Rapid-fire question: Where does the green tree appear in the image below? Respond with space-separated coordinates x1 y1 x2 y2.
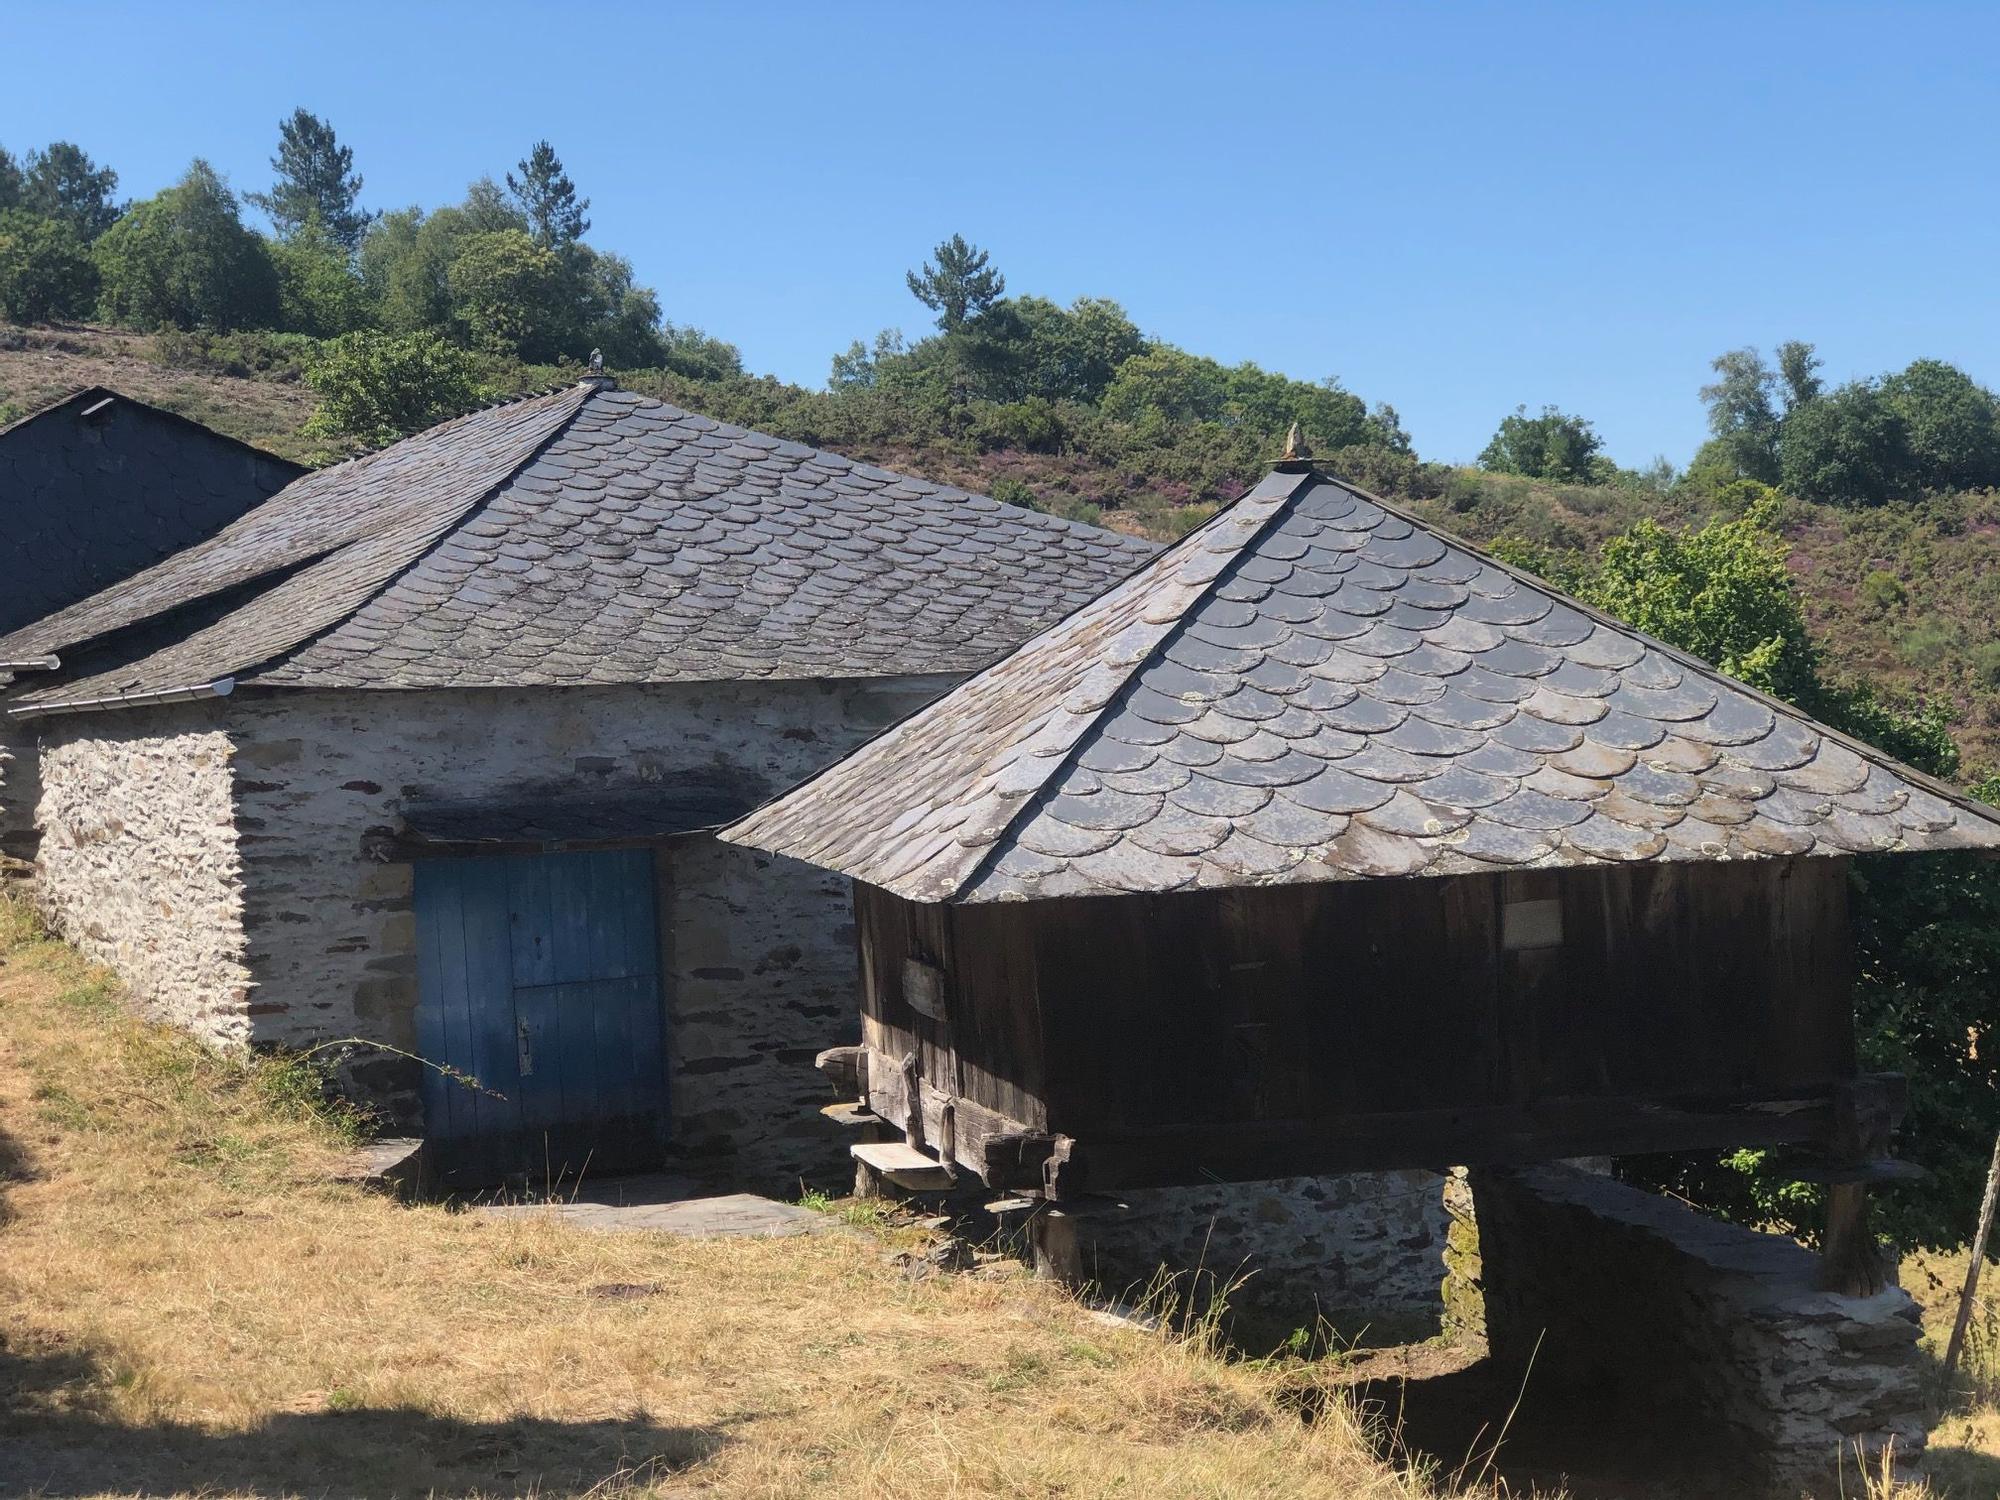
655 322 744 382
0 147 21 210
906 234 1004 333
300 330 484 448
1878 358 2000 492
93 160 278 331
0 209 99 322
1100 345 1229 426
1586 494 1818 701
271 213 369 335
1698 347 1782 484
830 329 905 390
1776 339 1823 409
248 109 372 251
357 183 526 336
1778 380 1908 506
445 228 565 357
1478 404 1603 481
506 141 589 249
22 142 119 240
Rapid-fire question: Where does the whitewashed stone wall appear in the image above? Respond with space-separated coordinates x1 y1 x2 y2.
34 702 251 1043
222 679 954 1188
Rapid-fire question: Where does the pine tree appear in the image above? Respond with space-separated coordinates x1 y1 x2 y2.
0 147 22 211
506 141 589 249
905 234 1005 333
22 142 119 240
248 110 372 251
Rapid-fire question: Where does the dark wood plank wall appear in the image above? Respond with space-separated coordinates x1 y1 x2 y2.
856 857 1855 1151
848 852 1856 1160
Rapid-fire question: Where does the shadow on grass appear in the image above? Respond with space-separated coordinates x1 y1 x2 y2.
1343 1356 1737 1500
0 1330 724 1498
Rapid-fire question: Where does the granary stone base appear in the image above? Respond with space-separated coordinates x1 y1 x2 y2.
1060 1170 1453 1339
32 678 956 1193
1471 1162 1926 1496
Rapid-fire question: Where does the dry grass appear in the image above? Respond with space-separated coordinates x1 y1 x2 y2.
0 895 1475 1499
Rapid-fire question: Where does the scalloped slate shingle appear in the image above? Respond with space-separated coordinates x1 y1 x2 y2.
0 387 302 639
1 384 1156 711
721 469 2000 900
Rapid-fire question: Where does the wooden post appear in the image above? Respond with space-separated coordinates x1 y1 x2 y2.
1944 1130 2000 1376
1029 1208 1084 1287
1818 1077 1896 1296
854 1155 888 1201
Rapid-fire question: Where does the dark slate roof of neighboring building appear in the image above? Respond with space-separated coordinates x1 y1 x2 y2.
722 467 2000 901
0 386 302 639
1 382 1157 713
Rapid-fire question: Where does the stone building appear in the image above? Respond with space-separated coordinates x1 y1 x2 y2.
0 379 1153 1187
0 387 301 865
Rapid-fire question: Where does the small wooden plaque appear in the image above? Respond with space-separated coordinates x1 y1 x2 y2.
903 958 947 1019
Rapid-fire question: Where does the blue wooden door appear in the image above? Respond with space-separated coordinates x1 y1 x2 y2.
415 848 666 1182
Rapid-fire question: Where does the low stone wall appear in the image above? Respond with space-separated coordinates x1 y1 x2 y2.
1067 1170 1452 1340
34 703 251 1045
1472 1163 1926 1495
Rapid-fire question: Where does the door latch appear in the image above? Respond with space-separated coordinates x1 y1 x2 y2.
516 1018 535 1076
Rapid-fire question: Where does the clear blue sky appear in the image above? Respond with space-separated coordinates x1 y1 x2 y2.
6 1 1997 468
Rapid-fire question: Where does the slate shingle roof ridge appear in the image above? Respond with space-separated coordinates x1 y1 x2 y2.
242 385 1159 691
721 466 2000 901
4 385 594 705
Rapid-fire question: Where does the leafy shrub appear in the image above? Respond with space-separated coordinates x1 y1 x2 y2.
1860 569 1907 612
973 396 1066 453
1972 639 2000 691
0 209 97 322
152 327 320 381
301 330 484 449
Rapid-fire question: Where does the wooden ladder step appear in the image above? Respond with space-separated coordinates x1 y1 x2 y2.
851 1140 955 1190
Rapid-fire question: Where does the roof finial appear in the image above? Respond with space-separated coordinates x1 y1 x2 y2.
589 348 604 374
579 348 617 391
1275 421 1314 471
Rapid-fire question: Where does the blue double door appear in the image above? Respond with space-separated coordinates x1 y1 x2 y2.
415 847 668 1183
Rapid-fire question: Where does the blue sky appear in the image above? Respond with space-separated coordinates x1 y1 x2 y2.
5 1 1997 468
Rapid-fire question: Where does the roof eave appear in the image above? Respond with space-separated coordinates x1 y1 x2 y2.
9 676 236 722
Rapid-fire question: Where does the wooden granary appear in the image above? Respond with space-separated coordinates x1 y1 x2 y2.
723 465 2000 1269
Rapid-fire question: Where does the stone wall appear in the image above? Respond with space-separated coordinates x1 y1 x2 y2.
1472 1163 1926 1495
0 708 34 867
34 702 251 1044
222 679 954 1189
1067 1170 1452 1339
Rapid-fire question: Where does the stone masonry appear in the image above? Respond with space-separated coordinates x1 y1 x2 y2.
33 677 953 1190
1471 1163 1926 1496
1073 1169 1453 1338
36 703 250 1040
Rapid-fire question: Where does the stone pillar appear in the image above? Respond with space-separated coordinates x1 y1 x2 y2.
1472 1163 1925 1496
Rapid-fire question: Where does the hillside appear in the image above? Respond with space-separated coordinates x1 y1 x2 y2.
7 324 1998 769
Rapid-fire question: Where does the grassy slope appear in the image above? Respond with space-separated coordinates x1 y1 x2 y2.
0 899 1465 1500
5 326 1996 769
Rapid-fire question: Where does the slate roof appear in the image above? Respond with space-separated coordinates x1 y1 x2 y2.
722 468 2000 901
0 383 1156 713
0 386 302 639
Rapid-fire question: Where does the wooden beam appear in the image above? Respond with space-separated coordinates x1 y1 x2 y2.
814 1045 866 1100
1040 1083 1890 1199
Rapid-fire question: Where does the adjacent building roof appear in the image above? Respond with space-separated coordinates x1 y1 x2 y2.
0 386 302 638
0 382 1156 714
722 467 2000 901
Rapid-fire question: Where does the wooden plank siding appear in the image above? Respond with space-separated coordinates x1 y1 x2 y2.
849 856 1857 1193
